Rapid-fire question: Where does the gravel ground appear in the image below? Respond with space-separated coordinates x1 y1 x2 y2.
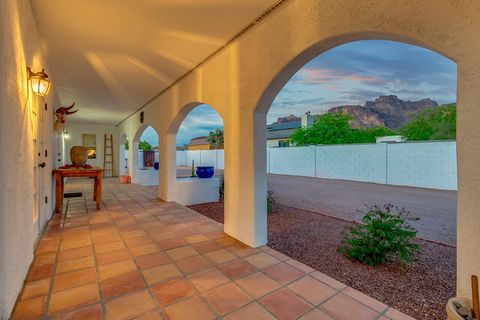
188 201 456 320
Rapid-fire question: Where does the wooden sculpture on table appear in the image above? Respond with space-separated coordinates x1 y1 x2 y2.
54 102 78 133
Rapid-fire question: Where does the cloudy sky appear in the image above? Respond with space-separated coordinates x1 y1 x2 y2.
140 40 457 146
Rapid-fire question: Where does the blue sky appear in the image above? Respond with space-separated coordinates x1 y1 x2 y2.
140 40 457 147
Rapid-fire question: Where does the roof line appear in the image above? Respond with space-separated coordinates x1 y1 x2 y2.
115 0 289 127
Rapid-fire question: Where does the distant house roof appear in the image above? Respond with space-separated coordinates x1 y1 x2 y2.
266 115 302 140
266 128 298 140
266 119 301 131
188 136 209 146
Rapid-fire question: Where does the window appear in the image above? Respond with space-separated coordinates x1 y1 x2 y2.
279 140 290 147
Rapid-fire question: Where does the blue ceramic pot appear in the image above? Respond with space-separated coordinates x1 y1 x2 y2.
154 162 159 170
196 166 214 178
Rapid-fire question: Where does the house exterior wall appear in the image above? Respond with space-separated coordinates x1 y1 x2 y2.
0 1 59 317
267 138 291 148
63 123 118 175
115 0 480 296
186 144 210 151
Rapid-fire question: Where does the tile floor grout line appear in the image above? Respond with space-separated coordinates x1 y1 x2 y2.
42 199 67 319
87 207 108 320
113 197 167 318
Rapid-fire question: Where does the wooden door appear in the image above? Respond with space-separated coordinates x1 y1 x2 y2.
32 100 48 238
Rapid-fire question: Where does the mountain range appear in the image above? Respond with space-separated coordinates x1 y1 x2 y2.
327 95 438 129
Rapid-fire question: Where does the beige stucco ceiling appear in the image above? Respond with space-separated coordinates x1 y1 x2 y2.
30 0 279 125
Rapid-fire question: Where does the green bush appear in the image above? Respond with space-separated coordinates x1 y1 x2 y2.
267 192 274 214
339 205 420 266
219 175 224 200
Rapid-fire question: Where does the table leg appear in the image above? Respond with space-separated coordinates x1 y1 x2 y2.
93 178 97 201
95 173 102 209
55 174 62 213
60 177 64 211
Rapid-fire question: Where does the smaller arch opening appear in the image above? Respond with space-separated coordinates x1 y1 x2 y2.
173 103 225 207
132 125 159 186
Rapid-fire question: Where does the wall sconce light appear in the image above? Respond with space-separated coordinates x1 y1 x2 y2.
63 130 70 139
27 67 51 96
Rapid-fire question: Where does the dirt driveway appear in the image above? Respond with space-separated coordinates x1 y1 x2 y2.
268 174 456 246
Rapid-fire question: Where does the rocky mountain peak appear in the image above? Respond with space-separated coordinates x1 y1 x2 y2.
328 96 438 129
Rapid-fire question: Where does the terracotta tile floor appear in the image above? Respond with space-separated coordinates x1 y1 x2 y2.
11 178 415 320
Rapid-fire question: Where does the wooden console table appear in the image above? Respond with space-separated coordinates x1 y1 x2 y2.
53 167 103 213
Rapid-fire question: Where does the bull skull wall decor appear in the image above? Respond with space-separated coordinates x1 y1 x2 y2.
54 102 78 133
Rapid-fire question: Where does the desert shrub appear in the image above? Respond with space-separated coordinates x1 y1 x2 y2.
219 175 225 200
339 205 420 266
267 192 274 214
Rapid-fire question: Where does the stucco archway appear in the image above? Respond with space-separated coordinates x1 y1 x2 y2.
158 101 225 204
132 124 160 186
248 32 468 293
115 0 480 296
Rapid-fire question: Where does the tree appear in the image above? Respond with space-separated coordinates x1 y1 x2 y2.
124 141 129 150
400 104 456 141
138 140 152 151
290 113 396 146
207 128 224 149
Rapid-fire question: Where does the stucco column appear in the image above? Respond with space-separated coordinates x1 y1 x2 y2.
223 112 268 247
456 63 480 297
131 141 139 184
158 131 176 202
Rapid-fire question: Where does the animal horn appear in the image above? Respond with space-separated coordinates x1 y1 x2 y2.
65 102 75 110
66 109 78 115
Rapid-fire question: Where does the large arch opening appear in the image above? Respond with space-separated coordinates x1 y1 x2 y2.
132 125 159 186
259 39 456 318
188 38 457 318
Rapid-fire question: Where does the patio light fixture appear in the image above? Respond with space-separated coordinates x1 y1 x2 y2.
27 67 51 96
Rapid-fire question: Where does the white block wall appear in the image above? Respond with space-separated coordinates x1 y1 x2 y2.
216 150 225 169
176 151 188 166
386 141 457 190
269 146 316 177
176 150 224 169
316 144 387 184
174 141 457 190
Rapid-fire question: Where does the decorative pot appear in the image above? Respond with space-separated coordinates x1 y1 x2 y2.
70 146 89 166
196 166 214 178
446 297 472 320
119 175 131 184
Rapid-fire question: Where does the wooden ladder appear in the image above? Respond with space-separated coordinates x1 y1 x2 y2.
103 134 115 177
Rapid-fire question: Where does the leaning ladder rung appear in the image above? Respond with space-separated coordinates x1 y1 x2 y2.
103 133 115 177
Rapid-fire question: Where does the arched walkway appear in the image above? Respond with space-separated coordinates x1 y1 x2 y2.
115 0 480 296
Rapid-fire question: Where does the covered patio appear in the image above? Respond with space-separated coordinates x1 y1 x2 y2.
12 179 411 319
2 0 480 319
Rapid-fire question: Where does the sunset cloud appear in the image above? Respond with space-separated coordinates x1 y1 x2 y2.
293 67 386 85
164 40 457 146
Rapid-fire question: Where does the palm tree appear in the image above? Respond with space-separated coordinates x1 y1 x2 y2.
207 129 224 149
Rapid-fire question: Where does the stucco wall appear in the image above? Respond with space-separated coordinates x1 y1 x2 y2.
0 0 57 318
64 123 118 175
116 0 480 295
